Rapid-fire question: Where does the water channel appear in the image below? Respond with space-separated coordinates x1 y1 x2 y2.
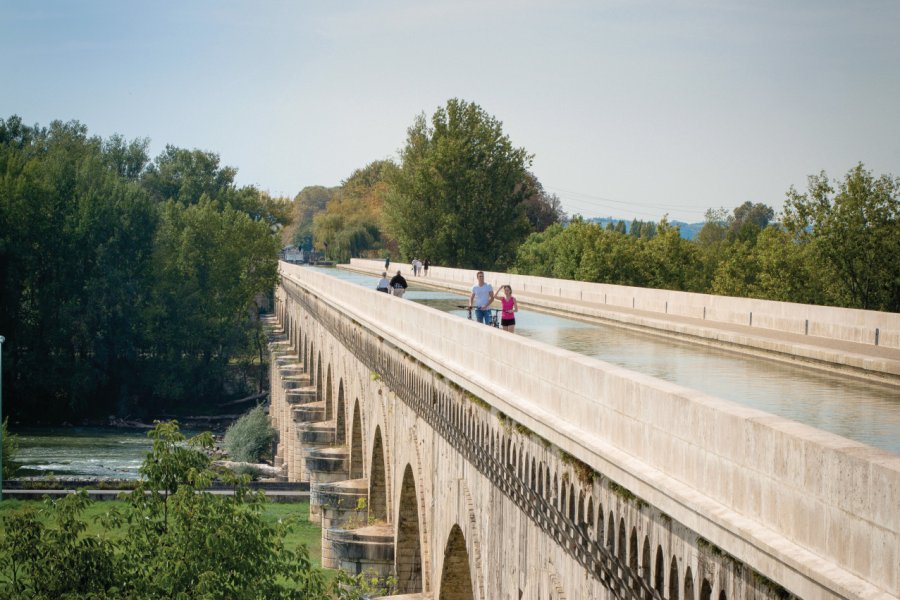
321 267 900 455
10 267 898 480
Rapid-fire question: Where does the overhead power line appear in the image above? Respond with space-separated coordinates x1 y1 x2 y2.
546 185 708 221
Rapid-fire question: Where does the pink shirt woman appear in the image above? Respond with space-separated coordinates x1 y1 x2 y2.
497 285 518 333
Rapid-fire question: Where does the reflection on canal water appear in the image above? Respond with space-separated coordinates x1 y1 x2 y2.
318 267 900 455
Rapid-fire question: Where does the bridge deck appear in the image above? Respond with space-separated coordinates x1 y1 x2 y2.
344 260 900 383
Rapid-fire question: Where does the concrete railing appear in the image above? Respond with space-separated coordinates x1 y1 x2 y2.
356 258 900 350
285 262 899 599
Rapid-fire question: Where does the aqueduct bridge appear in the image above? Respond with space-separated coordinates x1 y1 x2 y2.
269 261 899 600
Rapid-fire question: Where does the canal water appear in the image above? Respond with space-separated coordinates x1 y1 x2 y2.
11 267 897 480
320 267 900 455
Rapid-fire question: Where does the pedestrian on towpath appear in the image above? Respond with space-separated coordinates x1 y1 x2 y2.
376 272 390 293
390 270 408 298
467 271 495 325
496 285 518 333
423 258 430 277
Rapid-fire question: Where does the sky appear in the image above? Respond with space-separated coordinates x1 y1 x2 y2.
2 1 898 223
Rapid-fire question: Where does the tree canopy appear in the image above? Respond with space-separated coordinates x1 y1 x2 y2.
385 99 535 270
0 116 285 422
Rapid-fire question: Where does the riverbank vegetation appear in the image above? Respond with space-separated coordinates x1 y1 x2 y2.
288 100 896 312
0 422 328 598
0 116 289 423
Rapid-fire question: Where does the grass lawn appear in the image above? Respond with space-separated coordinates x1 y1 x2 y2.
0 497 324 569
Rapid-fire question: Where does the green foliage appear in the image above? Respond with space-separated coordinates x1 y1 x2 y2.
0 421 330 599
513 163 897 312
386 98 534 269
333 569 397 599
1 418 16 480
0 115 284 421
223 404 276 463
783 163 899 311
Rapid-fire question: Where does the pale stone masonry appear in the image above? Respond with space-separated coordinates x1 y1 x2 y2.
269 262 898 599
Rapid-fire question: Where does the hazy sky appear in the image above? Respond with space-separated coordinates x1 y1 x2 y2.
2 1 898 222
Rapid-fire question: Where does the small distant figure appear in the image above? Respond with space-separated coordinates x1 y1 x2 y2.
376 272 390 293
384 255 391 271
467 271 495 325
412 258 419 277
423 258 430 277
497 285 518 333
390 270 408 298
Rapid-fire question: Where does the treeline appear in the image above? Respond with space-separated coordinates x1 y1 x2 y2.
513 166 898 312
282 99 565 269
286 99 896 313
0 116 291 423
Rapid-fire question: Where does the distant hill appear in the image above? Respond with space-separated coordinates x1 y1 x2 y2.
586 217 703 240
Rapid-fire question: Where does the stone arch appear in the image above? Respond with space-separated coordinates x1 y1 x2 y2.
336 380 346 445
669 556 680 600
654 545 664 593
606 513 615 551
568 483 576 521
585 496 594 534
350 399 364 479
700 579 712 600
438 524 475 600
369 426 388 522
325 365 333 421
618 517 626 561
718 590 727 600
315 351 323 400
396 464 423 593
629 526 639 591
642 535 651 588
684 566 695 600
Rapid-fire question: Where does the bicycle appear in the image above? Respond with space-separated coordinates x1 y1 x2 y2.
458 306 500 328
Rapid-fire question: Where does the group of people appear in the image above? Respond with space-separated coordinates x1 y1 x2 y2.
411 258 429 277
468 271 518 332
376 265 519 333
376 270 408 297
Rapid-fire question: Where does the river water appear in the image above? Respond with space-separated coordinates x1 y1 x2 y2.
10 426 200 481
321 267 900 455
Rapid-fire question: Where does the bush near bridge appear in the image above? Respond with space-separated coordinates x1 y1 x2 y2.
0 421 330 599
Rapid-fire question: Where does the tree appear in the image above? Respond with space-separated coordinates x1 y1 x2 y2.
783 163 899 311
142 145 237 205
386 99 533 269
146 199 279 408
0 422 330 598
289 186 336 250
520 172 565 232
312 161 396 262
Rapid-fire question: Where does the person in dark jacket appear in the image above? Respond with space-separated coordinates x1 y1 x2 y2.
389 270 408 298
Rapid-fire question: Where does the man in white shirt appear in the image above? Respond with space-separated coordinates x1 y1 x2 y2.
467 271 495 325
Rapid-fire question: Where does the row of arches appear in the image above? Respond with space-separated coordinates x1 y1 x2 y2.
276 283 743 600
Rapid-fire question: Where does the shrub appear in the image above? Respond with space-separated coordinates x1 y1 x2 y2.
223 404 275 463
0 421 330 598
1 418 16 480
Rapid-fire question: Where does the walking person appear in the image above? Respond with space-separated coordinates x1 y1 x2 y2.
467 271 495 325
390 270 408 298
376 272 390 293
496 285 518 332
384 255 391 271
423 258 430 277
